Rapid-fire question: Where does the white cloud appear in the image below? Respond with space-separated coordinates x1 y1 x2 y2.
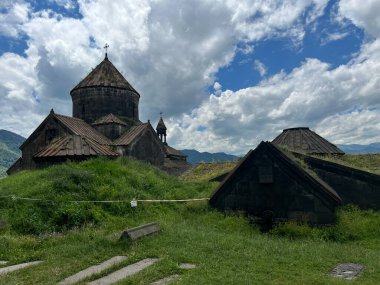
339 0 380 37
320 31 349 45
253 59 267 76
169 39 380 154
50 0 76 10
0 1 29 38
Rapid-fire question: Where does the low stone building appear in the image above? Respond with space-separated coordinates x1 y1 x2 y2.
8 53 189 175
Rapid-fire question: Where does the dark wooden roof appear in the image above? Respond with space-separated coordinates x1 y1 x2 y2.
165 145 186 157
33 135 119 158
210 141 342 206
92 113 127 126
70 56 139 95
54 114 112 145
272 127 344 155
113 123 149 146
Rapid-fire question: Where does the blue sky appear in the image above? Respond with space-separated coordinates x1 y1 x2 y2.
1 0 380 154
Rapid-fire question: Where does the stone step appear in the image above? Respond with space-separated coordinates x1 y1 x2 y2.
0 261 42 276
150 274 180 285
87 258 159 285
58 256 127 285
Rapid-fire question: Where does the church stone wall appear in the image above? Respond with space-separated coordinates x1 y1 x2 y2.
71 87 139 124
21 118 68 170
93 123 127 140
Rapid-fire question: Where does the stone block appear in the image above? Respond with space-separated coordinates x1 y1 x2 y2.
120 223 160 241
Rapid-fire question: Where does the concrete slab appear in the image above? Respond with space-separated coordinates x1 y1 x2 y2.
120 223 160 241
0 261 42 276
58 256 127 285
150 274 180 285
178 263 196 270
87 258 159 285
329 263 364 280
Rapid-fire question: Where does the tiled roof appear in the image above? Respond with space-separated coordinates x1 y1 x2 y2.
54 114 112 145
272 127 344 155
33 135 118 158
113 123 149 146
70 56 139 94
92 113 127 125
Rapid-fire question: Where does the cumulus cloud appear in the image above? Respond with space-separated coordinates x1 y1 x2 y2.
169 39 380 154
339 0 380 37
0 1 29 38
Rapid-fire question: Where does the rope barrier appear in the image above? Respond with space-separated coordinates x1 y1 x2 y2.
0 195 209 207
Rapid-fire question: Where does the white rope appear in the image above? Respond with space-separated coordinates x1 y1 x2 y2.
0 195 209 204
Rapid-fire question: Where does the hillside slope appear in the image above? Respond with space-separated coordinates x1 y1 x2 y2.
180 149 239 164
0 158 379 284
0 130 25 175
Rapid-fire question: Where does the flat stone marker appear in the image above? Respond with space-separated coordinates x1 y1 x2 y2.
120 223 160 241
329 263 364 280
0 261 8 265
87 258 159 285
178 263 196 270
58 256 127 285
150 274 180 285
0 261 42 276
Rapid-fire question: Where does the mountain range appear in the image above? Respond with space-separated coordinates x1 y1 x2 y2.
0 130 25 177
0 129 379 176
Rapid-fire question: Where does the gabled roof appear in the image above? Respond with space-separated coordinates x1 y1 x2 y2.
92 113 127 126
210 141 342 206
272 127 344 155
113 123 150 146
33 135 119 158
20 111 112 150
165 145 186 157
70 56 139 95
54 114 111 145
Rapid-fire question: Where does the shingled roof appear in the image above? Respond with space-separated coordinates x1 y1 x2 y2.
272 127 344 155
54 114 112 145
156 117 167 130
92 113 127 126
113 123 150 146
70 56 139 94
33 135 118 158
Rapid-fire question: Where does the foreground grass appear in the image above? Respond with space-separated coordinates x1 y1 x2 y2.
0 158 379 284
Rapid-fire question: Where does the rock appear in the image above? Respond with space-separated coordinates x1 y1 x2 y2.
329 263 364 280
120 223 160 241
178 263 196 270
150 274 180 285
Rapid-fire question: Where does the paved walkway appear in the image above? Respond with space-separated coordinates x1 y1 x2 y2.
87 258 159 285
58 256 127 285
0 261 42 276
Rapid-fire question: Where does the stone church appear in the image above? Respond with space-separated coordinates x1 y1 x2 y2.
8 52 189 175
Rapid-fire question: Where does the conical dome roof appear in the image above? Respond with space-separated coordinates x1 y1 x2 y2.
272 127 345 155
156 116 167 130
70 55 139 95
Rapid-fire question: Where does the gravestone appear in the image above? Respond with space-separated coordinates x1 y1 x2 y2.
120 223 160 241
178 263 196 270
150 274 180 285
329 263 364 280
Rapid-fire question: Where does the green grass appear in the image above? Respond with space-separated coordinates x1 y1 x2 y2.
181 162 236 182
0 158 379 284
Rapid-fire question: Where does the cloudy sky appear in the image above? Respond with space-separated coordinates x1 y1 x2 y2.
1 0 380 155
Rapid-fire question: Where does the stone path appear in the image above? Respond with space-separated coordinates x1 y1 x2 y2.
87 258 159 285
178 263 196 270
58 256 127 285
0 261 42 276
329 263 364 280
150 274 180 285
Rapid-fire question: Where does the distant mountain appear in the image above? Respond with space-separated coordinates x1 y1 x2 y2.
0 130 25 175
180 149 239 164
338 143 380 154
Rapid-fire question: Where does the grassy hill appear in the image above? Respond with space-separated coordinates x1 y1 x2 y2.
0 130 25 177
0 158 379 284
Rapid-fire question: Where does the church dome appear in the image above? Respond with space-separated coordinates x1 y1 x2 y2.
70 54 140 124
